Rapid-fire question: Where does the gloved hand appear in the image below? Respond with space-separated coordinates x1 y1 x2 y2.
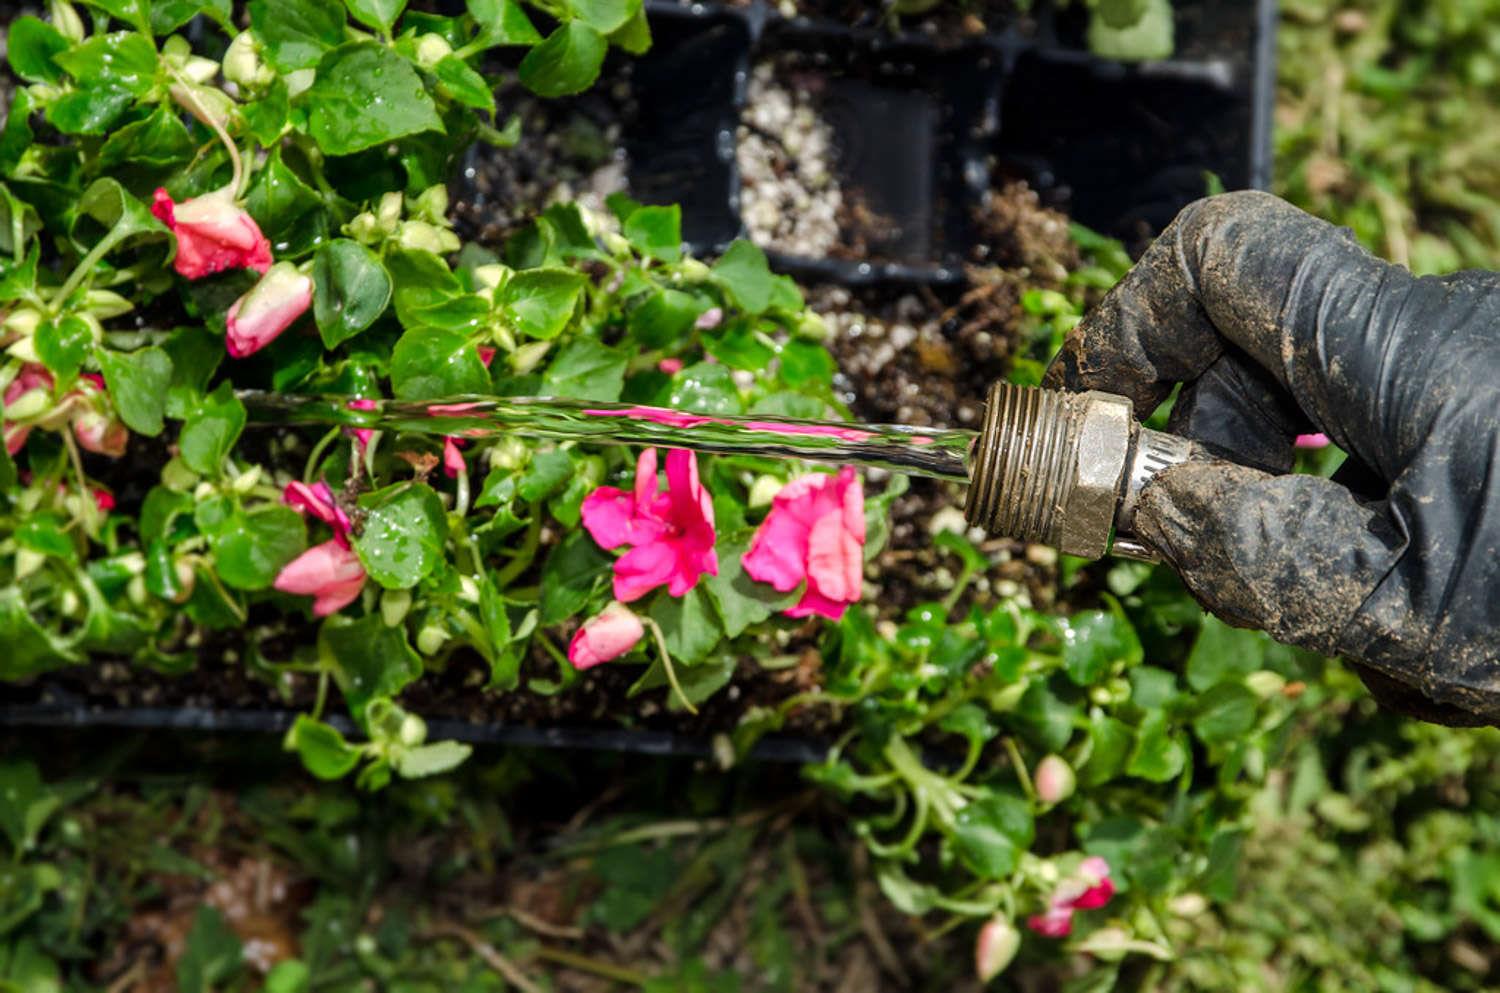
1044 190 1500 726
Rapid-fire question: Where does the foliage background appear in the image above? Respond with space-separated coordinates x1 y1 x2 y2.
7 0 1500 990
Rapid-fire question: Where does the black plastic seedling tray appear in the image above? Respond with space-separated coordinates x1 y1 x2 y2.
546 0 1274 282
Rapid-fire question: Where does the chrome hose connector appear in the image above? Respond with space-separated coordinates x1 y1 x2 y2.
963 383 1194 561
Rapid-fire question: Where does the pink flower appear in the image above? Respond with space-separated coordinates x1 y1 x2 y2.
443 436 466 478
1295 433 1330 449
93 489 115 512
581 448 718 602
347 398 377 454
567 602 645 670
742 467 865 621
1026 856 1115 939
658 357 684 374
277 480 366 616
283 481 352 542
478 345 497 368
3 364 53 455
226 262 313 358
274 540 367 616
694 307 723 330
151 188 272 280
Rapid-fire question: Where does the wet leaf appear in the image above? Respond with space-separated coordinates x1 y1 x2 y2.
354 482 448 589
519 21 607 98
312 239 392 347
307 43 445 156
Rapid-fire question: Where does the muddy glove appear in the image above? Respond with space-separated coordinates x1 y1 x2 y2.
1044 190 1500 726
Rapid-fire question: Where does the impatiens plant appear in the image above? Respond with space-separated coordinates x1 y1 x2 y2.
0 1 1344 986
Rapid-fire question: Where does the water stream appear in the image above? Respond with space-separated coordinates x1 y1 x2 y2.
238 392 975 482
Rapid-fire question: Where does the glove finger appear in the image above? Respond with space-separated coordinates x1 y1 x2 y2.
1135 460 1404 659
1166 350 1311 475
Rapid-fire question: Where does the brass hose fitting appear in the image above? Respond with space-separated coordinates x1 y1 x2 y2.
963 383 1195 561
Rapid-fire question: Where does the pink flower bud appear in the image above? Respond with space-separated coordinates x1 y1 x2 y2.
226 262 313 358
694 307 723 330
975 917 1020 982
151 188 272 280
567 602 645 670
443 436 466 478
1027 906 1073 938
1295 433 1330 449
657 357 684 374
1034 754 1076 805
72 409 128 457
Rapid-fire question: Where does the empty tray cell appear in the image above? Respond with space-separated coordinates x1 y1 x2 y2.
628 4 755 253
737 25 1001 280
993 48 1251 248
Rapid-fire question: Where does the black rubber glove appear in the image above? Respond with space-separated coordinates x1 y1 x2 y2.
1043 190 1500 726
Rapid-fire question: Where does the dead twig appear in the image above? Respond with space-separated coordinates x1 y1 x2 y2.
427 921 546 993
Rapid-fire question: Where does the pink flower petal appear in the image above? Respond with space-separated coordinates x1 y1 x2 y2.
283 481 351 539
1027 907 1073 938
742 508 812 592
226 262 312 358
567 602 644 670
274 540 367 616
806 512 862 604
657 357 683 374
152 188 273 280
582 487 641 550
1295 433 1330 449
785 587 850 621
613 540 681 603
633 447 659 510
443 436 466 478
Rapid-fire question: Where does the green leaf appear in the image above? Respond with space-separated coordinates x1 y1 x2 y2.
1061 610 1142 686
354 483 448 589
96 346 173 436
704 539 797 638
150 0 234 34
286 715 362 780
45 86 133 135
518 449 573 502
1080 714 1133 788
668 361 741 415
264 961 311 993
518 21 607 98
542 338 627 401
7 16 69 84
951 791 1034 880
306 43 445 156
0 198 40 275
312 239 392 347
434 54 495 111
0 760 59 855
467 0 542 47
394 740 472 778
0 589 80 679
778 339 834 388
608 6 651 54
1126 711 1187 783
243 80 291 146
1185 614 1265 692
622 204 680 262
250 0 345 71
96 106 195 174
53 32 157 96
391 328 491 399
1191 683 1260 745
320 614 422 716
345 0 407 32
540 531 610 624
648 586 721 664
501 268 586 340
179 383 246 477
35 316 93 386
79 0 151 32
627 288 703 349
1088 0 1173 61
568 0 639 33
711 240 776 314
177 907 243 993
703 321 774 371
204 505 306 591
73 177 172 264
243 148 326 259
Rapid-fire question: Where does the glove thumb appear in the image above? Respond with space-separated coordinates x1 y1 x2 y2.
1134 460 1404 657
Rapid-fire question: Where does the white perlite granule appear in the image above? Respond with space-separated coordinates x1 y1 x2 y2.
736 62 843 258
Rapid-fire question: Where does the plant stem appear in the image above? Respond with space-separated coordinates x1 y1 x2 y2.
302 426 341 485
493 508 542 587
644 616 697 715
1003 737 1036 802
534 946 648 987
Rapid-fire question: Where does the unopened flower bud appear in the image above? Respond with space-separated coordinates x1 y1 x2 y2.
1034 754 1076 805
5 335 40 363
223 31 273 89
795 311 830 341
127 573 148 607
193 481 216 501
397 219 460 255
412 185 449 223
511 340 551 375
59 588 81 616
380 589 411 627
172 559 197 603
15 547 45 580
414 33 453 69
230 465 263 493
471 263 510 296
416 624 449 655
181 55 220 85
975 917 1020 983
169 81 234 130
398 712 427 747
489 436 528 471
226 262 313 359
4 386 49 422
748 474 784 508
602 231 631 258
458 575 480 604
4 308 43 338
284 68 316 98
48 0 84 42
346 211 382 246
83 289 133 319
72 409 128 457
676 258 711 284
1245 669 1286 699
377 191 403 231
986 680 1029 713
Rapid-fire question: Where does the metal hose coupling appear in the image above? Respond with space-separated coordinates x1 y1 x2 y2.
963 383 1195 561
